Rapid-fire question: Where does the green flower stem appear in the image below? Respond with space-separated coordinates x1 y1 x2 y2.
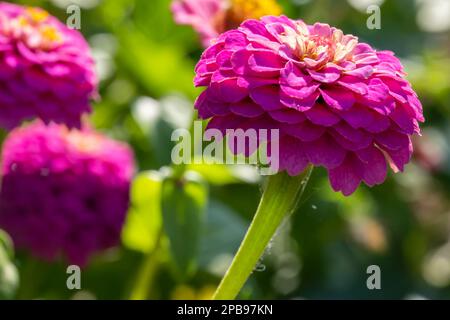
129 230 164 300
213 166 313 300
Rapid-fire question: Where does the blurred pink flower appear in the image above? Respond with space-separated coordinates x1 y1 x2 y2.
172 0 226 47
0 122 134 266
0 3 97 130
194 16 424 196
171 0 282 47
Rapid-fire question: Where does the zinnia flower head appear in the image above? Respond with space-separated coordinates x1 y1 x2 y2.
0 122 134 266
0 3 97 130
171 0 282 47
194 16 424 196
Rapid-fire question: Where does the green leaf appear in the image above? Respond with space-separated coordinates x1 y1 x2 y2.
199 200 247 269
132 95 193 167
162 171 208 279
122 171 163 253
0 230 19 299
116 26 199 99
188 161 261 186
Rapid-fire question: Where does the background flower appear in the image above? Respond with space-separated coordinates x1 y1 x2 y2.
0 2 97 130
194 16 424 196
171 0 282 46
0 122 134 266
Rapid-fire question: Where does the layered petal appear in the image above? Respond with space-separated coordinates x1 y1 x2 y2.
194 15 424 196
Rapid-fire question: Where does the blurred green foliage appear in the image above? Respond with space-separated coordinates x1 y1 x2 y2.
2 0 450 300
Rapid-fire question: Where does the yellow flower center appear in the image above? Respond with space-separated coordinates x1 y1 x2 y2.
25 7 50 23
0 7 63 51
226 0 282 29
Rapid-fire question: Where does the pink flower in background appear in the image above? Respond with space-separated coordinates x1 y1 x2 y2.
171 0 282 47
0 122 134 266
0 3 97 130
194 16 424 196
172 0 226 47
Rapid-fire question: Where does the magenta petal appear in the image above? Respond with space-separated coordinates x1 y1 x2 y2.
375 129 410 151
304 104 340 126
280 61 312 87
353 52 379 65
280 88 320 111
241 76 278 89
366 78 390 102
356 146 387 186
344 65 373 79
329 154 363 196
303 134 347 169
320 87 355 110
268 109 306 124
380 77 410 103
338 104 374 129
281 82 320 100
206 114 247 134
333 122 371 144
389 103 418 135
382 141 412 172
224 30 248 49
339 104 390 133
23 67 51 92
250 86 282 110
194 91 214 118
205 100 230 116
332 122 372 151
281 121 326 142
337 75 368 95
209 78 248 103
248 50 284 75
278 136 309 176
230 100 264 117
215 50 233 67
231 49 251 75
211 68 235 83
307 66 341 83
364 114 391 133
407 94 424 121
240 19 276 41
354 43 373 55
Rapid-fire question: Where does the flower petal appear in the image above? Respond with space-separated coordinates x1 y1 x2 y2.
320 87 355 110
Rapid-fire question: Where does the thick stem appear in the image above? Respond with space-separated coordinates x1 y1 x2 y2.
213 166 313 300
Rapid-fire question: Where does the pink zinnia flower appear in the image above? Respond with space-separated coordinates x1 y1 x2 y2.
172 0 226 47
194 16 424 196
0 3 97 130
0 122 134 266
171 0 282 47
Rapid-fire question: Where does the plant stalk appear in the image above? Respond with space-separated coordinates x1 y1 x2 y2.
213 166 313 300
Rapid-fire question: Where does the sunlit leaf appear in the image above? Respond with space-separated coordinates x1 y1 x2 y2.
122 171 163 253
0 230 19 299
